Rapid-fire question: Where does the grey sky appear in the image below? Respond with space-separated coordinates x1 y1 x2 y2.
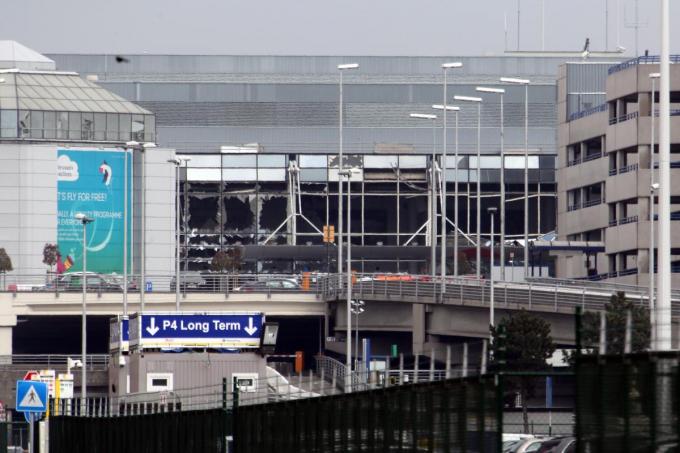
1 0 674 56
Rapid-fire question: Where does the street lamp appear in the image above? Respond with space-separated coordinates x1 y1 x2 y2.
126 140 157 313
75 212 93 412
410 113 438 280
167 156 192 311
339 166 360 380
500 77 530 278
440 62 463 282
350 299 366 371
476 86 506 281
650 182 660 348
432 103 461 284
487 207 497 333
337 63 359 283
454 95 483 279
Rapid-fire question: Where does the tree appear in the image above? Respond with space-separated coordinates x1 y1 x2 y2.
491 310 555 433
0 248 12 291
210 247 243 291
0 248 12 273
579 291 650 355
42 243 59 271
210 247 243 273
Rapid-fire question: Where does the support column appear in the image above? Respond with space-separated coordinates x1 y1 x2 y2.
0 314 17 359
412 304 426 356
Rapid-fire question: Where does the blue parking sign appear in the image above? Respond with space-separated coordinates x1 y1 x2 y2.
16 380 48 413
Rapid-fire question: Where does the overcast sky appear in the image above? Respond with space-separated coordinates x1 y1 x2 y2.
2 0 674 56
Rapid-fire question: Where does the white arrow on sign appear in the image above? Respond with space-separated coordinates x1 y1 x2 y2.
146 317 159 336
244 317 258 336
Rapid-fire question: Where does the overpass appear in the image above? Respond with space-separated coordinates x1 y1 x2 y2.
1 273 677 355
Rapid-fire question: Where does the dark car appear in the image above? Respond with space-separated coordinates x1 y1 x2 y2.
41 272 123 292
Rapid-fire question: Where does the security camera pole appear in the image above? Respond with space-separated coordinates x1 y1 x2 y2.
75 213 93 413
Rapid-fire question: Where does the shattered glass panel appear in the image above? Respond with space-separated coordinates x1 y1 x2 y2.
224 195 256 232
258 195 288 233
188 194 221 232
364 155 398 169
328 154 362 168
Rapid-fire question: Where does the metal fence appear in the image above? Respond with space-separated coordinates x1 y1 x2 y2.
575 352 680 453
49 408 231 453
234 375 501 453
3 272 677 318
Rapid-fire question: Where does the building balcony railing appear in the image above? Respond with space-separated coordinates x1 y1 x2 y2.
568 103 608 122
608 55 680 75
567 152 603 168
583 198 603 208
609 215 639 227
609 111 639 125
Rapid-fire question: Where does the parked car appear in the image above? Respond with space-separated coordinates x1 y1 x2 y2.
507 437 551 453
36 272 123 292
170 272 208 291
234 278 300 292
543 437 575 453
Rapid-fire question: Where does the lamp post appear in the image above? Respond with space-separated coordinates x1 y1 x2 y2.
650 182 660 348
649 72 659 349
476 86 506 281
126 141 157 313
339 167 359 380
351 299 366 371
433 103 461 284
454 96 483 278
439 62 463 284
75 213 93 413
410 113 438 279
337 63 359 282
123 147 129 318
657 0 671 351
488 207 497 333
500 77 530 278
168 156 191 311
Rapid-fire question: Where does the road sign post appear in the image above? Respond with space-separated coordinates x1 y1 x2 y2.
16 380 48 453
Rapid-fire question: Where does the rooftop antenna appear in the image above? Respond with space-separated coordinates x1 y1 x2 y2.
625 0 647 56
504 12 508 52
541 0 545 51
517 0 521 51
604 0 609 51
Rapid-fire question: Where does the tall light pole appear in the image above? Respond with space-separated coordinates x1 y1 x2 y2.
657 0 671 351
75 213 93 412
439 62 463 285
123 147 129 318
454 96 483 278
488 207 497 332
340 167 359 378
168 156 191 311
433 103 461 285
500 77 530 277
337 63 359 282
476 86 506 281
410 113 438 279
649 72 659 349
351 299 365 370
126 141 157 313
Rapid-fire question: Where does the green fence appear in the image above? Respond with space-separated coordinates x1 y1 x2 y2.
576 352 680 453
49 408 231 453
234 375 501 453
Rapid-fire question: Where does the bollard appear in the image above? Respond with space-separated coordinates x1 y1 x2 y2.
445 345 451 379
414 353 420 384
398 353 404 385
462 342 469 378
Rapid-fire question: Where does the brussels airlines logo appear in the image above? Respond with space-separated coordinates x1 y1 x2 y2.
99 161 112 186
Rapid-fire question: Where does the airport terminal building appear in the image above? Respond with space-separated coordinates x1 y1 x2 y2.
46 52 624 275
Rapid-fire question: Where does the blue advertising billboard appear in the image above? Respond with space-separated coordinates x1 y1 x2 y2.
57 149 132 274
128 312 264 349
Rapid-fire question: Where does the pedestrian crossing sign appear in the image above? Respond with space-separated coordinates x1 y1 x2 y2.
15 380 48 413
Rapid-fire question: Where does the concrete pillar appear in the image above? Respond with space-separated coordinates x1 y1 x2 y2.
412 304 426 355
0 314 17 359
